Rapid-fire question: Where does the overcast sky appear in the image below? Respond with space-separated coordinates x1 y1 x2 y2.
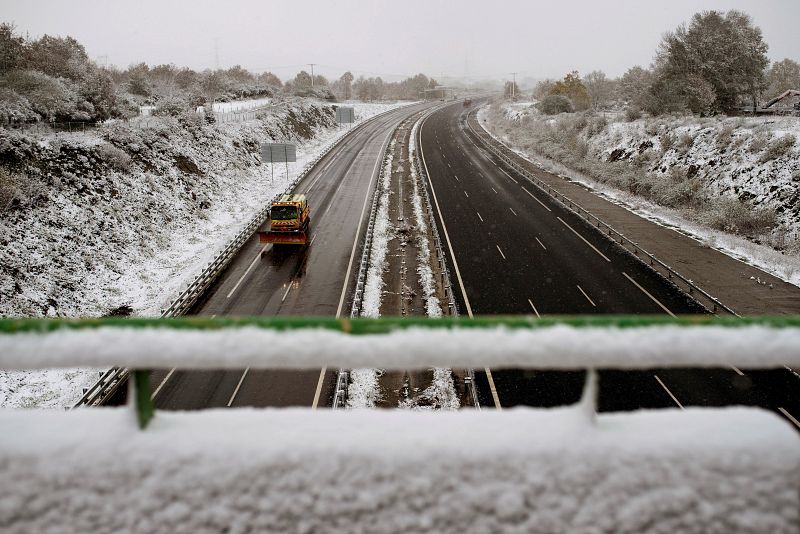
4 0 800 83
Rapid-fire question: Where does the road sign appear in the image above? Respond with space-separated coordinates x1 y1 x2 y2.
336 106 355 124
261 143 296 163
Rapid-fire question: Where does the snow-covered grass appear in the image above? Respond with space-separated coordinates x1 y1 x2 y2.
409 119 442 319
0 100 412 408
479 105 800 287
0 406 796 532
348 138 395 408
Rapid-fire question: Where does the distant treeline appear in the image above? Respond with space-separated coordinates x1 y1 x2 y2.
512 10 800 117
0 22 437 124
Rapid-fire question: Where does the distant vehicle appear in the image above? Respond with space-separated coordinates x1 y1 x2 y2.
259 194 310 246
463 98 472 107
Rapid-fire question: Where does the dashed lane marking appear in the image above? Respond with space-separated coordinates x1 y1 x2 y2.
622 272 676 318
557 217 611 262
477 212 484 222
509 207 517 216
227 368 250 407
496 245 506 260
654 375 684 409
577 285 596 307
521 186 552 212
527 298 541 318
778 407 800 429
499 168 518 184
227 245 270 299
151 368 176 400
535 237 547 250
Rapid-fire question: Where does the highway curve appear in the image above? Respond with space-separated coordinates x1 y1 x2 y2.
150 102 432 410
419 101 800 419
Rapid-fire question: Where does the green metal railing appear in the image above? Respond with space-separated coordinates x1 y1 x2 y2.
2 315 800 429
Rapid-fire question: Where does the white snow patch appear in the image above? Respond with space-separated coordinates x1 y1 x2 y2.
0 406 796 532
211 97 273 113
2 324 799 371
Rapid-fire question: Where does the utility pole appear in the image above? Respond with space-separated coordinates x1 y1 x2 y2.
510 72 517 99
309 63 316 87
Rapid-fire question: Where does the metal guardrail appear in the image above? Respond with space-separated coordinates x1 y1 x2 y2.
412 105 481 410
465 107 738 317
74 105 413 408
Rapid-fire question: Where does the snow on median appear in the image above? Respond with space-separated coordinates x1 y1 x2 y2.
0 406 796 532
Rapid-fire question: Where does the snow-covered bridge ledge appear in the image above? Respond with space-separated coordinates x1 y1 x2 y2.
1 316 799 533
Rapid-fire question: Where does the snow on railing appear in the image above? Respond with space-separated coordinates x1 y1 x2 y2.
1 316 799 532
2 316 799 426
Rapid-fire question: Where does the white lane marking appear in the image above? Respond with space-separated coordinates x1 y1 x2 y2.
557 217 611 262
306 156 336 192
622 272 676 318
419 117 474 317
496 245 506 260
577 285 596 307
227 245 270 299
311 368 328 410
509 207 517 216
730 366 745 376
477 212 484 222
654 375 685 409
422 113 500 410
453 174 459 181
491 187 498 194
447 162 452 168
281 282 293 302
521 186 552 212
151 368 176 400
335 124 391 318
227 368 250 407
527 298 541 318
535 237 547 250
499 167 518 184
778 407 800 429
464 190 469 198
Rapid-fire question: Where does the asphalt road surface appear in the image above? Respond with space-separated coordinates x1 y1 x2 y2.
150 103 432 410
419 101 800 424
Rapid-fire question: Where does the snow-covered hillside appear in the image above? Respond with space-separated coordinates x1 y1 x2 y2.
482 102 800 259
0 99 410 408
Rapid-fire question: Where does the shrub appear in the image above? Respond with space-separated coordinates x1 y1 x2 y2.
624 107 642 122
537 95 573 115
585 115 607 137
759 134 796 163
659 130 676 151
700 197 777 238
153 95 190 117
676 133 695 154
0 166 45 211
95 143 132 171
715 123 736 149
749 130 771 154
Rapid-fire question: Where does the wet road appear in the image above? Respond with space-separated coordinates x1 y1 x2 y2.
419 101 800 423
151 103 432 410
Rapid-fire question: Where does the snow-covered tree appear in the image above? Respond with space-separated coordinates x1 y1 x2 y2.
654 10 769 114
765 58 800 100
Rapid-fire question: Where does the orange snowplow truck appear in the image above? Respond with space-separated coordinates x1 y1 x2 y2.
259 194 310 246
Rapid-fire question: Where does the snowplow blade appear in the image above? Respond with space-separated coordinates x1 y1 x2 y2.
258 231 307 245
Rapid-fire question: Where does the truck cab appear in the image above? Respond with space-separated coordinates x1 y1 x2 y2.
259 194 310 246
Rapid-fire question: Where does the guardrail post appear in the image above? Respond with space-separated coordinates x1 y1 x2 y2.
130 369 154 429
